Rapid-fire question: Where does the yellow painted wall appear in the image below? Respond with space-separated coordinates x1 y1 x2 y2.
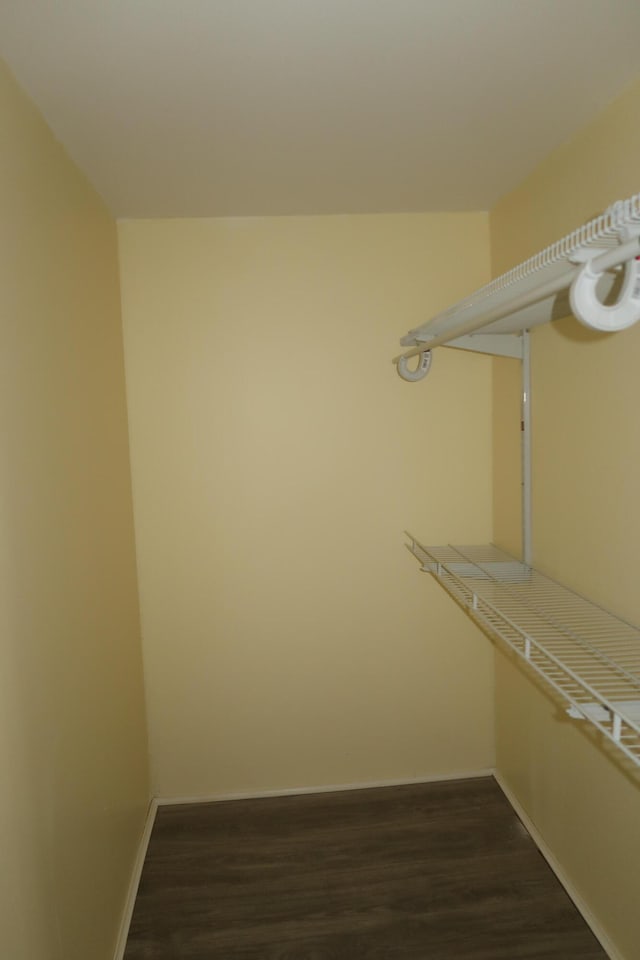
118 213 495 799
492 356 522 558
0 61 149 960
491 76 640 959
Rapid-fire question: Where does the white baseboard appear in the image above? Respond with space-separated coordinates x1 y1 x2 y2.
155 768 495 806
113 797 158 960
494 771 621 960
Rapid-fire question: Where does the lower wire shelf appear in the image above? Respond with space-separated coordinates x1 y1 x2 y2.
407 536 640 768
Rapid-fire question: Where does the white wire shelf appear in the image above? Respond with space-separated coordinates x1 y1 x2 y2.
394 192 640 378
407 536 640 769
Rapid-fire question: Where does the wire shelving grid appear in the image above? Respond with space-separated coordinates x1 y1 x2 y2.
407 537 640 768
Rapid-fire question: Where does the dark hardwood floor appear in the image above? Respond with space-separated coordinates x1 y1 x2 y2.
124 776 607 959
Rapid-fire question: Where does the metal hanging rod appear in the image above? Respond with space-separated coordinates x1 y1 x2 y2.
395 194 640 381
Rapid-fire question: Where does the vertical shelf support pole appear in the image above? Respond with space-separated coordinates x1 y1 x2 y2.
612 712 622 743
521 331 532 566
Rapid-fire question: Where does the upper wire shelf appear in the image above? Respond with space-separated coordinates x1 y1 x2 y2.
407 537 640 768
394 192 640 380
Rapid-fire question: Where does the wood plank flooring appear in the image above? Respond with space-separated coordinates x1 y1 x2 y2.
124 777 607 959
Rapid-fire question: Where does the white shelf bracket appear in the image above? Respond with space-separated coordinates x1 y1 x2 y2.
445 333 524 359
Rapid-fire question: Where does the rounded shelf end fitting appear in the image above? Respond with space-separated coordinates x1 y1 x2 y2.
397 349 432 382
570 255 640 333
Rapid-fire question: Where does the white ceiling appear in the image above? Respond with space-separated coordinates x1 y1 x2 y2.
2 0 639 218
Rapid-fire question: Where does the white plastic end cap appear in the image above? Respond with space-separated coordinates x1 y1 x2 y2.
570 256 640 332
397 349 432 382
